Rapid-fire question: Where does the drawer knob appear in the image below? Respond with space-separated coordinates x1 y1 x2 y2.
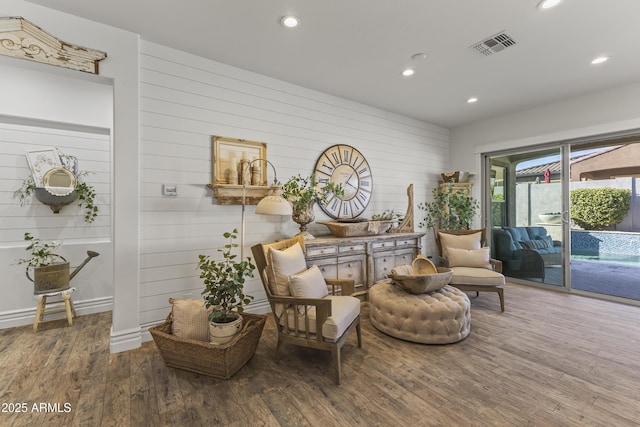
321 267 325 272
320 250 325 254
350 246 354 250
348 263 352 268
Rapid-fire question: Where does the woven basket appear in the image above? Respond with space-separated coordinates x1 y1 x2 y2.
149 312 266 379
389 267 453 294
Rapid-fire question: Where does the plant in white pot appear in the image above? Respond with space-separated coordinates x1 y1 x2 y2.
198 229 255 345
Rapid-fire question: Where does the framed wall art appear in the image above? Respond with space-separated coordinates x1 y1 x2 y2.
26 148 63 187
212 136 267 186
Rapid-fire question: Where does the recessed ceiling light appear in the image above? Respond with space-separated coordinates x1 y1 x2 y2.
401 68 415 77
411 53 427 61
591 56 609 65
467 97 478 103
538 0 564 10
280 15 300 28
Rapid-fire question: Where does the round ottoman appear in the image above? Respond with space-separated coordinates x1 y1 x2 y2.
369 280 471 344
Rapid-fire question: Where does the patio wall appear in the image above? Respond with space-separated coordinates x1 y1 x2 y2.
516 177 639 232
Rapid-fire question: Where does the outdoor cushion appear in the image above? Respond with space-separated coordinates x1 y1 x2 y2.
521 239 552 250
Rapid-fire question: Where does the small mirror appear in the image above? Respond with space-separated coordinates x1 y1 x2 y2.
43 168 77 189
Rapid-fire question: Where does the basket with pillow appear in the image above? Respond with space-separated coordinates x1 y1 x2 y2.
149 298 266 379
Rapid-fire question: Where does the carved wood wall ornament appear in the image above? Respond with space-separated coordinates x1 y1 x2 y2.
0 16 107 74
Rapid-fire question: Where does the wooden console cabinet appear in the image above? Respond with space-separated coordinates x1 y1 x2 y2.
304 232 425 296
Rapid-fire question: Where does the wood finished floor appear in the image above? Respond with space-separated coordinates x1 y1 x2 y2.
1 283 640 426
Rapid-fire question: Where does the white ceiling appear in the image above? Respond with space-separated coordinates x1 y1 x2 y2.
27 0 640 128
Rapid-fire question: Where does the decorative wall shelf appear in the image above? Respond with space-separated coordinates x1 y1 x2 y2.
208 184 270 205
0 16 107 74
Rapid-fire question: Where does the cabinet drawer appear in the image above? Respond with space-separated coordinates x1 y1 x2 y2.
315 262 338 280
373 255 395 282
395 252 413 265
396 238 418 248
339 244 366 254
337 257 365 285
372 240 395 250
306 246 338 257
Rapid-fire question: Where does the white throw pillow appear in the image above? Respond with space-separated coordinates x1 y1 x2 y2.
268 243 307 296
447 247 491 269
288 265 329 299
438 231 482 258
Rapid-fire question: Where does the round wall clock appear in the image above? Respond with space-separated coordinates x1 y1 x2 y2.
314 144 373 219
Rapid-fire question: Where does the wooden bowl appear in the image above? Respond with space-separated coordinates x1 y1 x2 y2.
389 267 453 294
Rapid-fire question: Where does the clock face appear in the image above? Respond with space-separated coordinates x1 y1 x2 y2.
314 144 373 219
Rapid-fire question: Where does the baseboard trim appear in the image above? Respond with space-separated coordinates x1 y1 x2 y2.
110 325 142 353
0 296 113 330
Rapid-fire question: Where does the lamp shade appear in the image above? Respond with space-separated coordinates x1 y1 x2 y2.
255 185 292 215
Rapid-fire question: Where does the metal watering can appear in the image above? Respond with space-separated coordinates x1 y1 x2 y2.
26 251 100 294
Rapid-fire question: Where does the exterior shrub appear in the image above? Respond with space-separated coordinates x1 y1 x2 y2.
570 188 631 230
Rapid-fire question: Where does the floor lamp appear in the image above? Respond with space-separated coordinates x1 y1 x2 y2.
241 159 292 259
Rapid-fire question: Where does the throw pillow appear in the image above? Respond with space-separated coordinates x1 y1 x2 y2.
438 231 482 258
169 298 209 342
521 239 551 249
446 247 491 269
288 264 329 299
268 243 307 296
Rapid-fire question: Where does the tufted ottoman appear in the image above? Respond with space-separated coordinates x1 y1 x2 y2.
369 280 471 344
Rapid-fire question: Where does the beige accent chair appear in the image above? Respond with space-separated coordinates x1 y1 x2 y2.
435 229 505 312
251 236 362 385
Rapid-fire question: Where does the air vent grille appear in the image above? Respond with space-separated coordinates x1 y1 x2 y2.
471 32 516 56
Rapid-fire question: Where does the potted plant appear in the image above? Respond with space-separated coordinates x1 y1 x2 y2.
198 229 256 344
17 232 70 294
418 180 480 231
282 174 343 239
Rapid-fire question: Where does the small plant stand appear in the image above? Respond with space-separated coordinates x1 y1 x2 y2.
33 287 76 332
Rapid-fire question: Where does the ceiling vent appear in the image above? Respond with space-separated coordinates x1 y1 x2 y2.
471 31 516 56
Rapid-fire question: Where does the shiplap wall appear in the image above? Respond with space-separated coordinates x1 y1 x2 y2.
0 120 113 326
139 41 450 326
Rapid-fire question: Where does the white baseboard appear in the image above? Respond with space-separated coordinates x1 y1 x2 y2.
109 325 142 353
0 296 113 330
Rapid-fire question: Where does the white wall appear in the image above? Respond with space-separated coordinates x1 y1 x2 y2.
138 41 449 328
1 0 140 352
451 82 640 175
0 1 448 352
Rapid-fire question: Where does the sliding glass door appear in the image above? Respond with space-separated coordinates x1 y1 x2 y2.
487 148 567 287
485 137 640 303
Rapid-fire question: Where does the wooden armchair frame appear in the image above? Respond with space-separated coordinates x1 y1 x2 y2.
251 237 362 384
435 228 505 312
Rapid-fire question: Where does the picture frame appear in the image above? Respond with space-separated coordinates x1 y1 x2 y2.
212 136 267 185
26 148 63 187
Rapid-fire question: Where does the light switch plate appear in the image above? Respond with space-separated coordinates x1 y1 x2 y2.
162 184 177 196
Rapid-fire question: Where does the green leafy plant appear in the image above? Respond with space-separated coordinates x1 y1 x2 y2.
418 181 480 230
199 229 255 324
570 188 631 230
75 181 98 223
17 232 62 269
371 209 402 221
282 174 344 214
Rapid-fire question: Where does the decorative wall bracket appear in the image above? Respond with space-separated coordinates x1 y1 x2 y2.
207 184 270 205
0 16 107 74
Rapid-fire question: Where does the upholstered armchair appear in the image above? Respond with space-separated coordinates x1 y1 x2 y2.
434 229 505 312
251 236 362 385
